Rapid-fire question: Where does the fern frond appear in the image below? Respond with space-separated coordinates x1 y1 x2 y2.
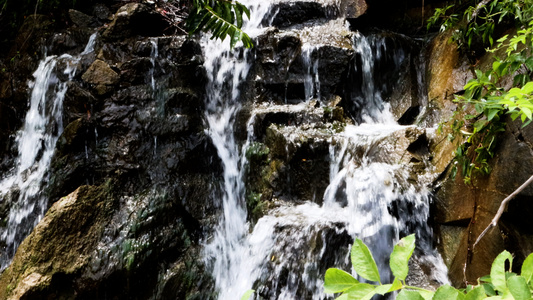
187 0 253 49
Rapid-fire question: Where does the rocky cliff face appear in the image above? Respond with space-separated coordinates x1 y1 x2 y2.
0 0 532 298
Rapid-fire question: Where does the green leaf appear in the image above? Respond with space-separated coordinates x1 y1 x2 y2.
397 289 425 300
482 283 497 296
433 285 462 300
186 0 253 49
521 107 533 121
525 57 533 71
324 268 359 294
344 283 376 299
522 82 533 95
487 109 500 121
520 253 533 284
390 234 416 281
337 294 350 300
351 238 381 283
373 284 393 296
418 289 435 300
490 250 513 294
390 277 404 292
507 276 531 300
240 289 254 300
465 285 488 300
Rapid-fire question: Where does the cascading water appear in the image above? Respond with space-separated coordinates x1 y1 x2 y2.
201 2 271 299
201 1 448 299
0 34 97 271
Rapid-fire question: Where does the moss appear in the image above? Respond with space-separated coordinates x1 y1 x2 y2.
245 142 270 162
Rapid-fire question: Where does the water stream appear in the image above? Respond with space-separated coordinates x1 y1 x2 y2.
0 34 97 271
200 1 448 299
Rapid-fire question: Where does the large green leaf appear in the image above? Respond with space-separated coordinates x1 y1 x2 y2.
397 289 425 300
490 251 513 294
465 285 488 300
433 285 463 300
351 238 381 283
507 275 531 300
390 234 416 281
372 284 393 297
343 283 375 300
324 268 359 294
521 253 533 284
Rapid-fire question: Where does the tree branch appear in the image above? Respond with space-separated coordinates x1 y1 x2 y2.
473 174 533 249
471 0 494 20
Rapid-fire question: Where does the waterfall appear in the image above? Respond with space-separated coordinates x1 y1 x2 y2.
0 33 97 271
201 1 271 299
200 1 448 299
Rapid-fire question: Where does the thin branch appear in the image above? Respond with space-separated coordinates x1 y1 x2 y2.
471 0 494 20
473 174 533 249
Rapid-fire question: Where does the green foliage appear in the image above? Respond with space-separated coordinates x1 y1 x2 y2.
324 235 533 300
351 238 382 283
186 0 253 48
427 0 533 51
431 1 533 184
390 234 416 281
240 289 254 300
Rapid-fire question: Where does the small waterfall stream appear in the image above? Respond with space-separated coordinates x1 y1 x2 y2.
201 1 448 299
0 34 97 271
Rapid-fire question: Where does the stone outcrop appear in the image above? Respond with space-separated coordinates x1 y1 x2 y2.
426 26 533 286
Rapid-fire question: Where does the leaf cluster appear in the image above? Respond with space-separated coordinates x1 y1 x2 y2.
324 235 533 300
186 0 252 48
427 0 533 52
444 19 533 184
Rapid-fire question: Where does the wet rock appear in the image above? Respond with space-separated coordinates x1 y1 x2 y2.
93 4 113 22
0 185 115 300
254 20 353 103
434 115 533 285
266 0 339 28
69 9 97 28
63 82 97 124
102 3 167 40
437 225 467 268
82 59 119 95
341 0 368 19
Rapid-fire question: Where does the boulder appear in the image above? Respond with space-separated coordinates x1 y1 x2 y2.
102 3 167 40
69 9 98 28
340 0 368 19
266 0 339 28
82 59 119 95
0 185 115 300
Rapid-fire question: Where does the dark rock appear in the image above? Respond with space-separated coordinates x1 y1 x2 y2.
93 4 113 22
69 9 98 28
254 22 353 103
102 3 168 41
266 1 339 28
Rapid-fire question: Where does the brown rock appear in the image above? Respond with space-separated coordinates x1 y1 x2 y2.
342 0 368 19
0 185 114 300
82 59 119 95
